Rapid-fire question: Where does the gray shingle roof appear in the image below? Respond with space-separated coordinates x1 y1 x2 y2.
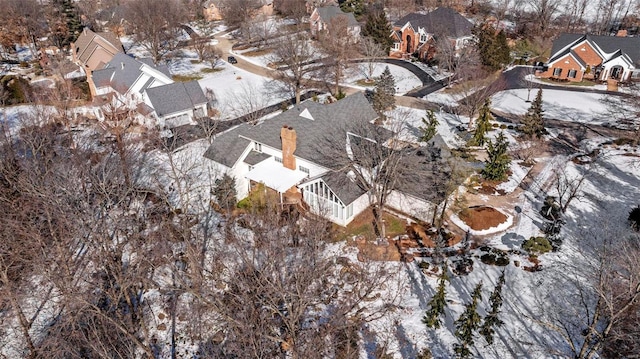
204 92 379 168
316 6 359 27
92 53 144 93
321 171 366 204
394 7 473 38
549 33 640 66
243 151 271 165
203 133 251 168
145 81 207 117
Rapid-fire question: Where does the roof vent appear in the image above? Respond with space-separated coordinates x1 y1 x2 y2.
299 108 314 120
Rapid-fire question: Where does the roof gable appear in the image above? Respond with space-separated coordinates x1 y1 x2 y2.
394 7 473 38
204 93 379 168
145 81 207 117
549 33 640 67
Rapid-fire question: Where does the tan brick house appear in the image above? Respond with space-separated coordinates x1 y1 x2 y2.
539 33 640 83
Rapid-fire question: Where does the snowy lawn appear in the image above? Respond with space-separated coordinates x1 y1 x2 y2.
385 106 469 149
198 63 289 120
344 63 422 95
491 89 611 124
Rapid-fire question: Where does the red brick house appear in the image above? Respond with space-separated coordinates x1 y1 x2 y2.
539 33 640 82
389 7 473 60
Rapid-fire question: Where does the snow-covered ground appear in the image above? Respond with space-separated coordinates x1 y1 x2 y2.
198 63 288 120
385 106 469 149
344 63 423 95
491 89 610 124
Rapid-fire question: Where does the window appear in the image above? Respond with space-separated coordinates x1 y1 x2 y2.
254 142 262 152
298 165 310 174
392 42 400 50
568 69 577 79
420 34 427 42
553 68 562 77
275 157 282 163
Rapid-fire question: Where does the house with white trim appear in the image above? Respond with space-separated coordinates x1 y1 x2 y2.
92 53 207 129
203 93 445 226
539 33 640 82
389 7 473 60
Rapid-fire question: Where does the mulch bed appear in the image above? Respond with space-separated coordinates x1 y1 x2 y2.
459 206 507 231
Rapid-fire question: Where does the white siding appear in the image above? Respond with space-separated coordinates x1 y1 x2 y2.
386 190 436 223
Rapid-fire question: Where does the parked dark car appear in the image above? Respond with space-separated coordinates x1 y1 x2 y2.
227 56 237 64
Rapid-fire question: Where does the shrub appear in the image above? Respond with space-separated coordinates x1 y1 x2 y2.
492 122 499 128
629 206 640 231
500 124 507 129
522 236 552 256
236 197 251 209
335 89 346 100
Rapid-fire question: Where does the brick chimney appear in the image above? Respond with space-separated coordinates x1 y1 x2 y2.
280 125 296 170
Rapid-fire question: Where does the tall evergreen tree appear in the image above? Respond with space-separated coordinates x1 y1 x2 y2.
362 9 392 52
470 99 493 147
473 24 511 70
521 88 546 138
479 271 506 345
371 66 396 118
481 132 511 180
423 265 448 329
419 110 439 143
454 282 483 358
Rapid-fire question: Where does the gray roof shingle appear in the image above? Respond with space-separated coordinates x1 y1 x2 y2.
92 53 145 93
145 81 207 117
321 171 367 204
204 92 379 168
203 133 251 168
394 7 473 38
316 6 359 27
243 151 271 165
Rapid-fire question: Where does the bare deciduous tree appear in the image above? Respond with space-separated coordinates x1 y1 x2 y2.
270 31 317 104
317 15 359 95
529 205 640 359
359 37 385 82
124 0 186 63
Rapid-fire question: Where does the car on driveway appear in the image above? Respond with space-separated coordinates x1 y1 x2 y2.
227 56 237 64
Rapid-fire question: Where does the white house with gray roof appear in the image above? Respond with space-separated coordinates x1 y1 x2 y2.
92 53 207 128
203 93 441 226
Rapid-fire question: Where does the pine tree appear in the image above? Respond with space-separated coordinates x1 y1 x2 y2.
481 131 511 180
453 282 483 358
214 173 237 212
362 9 393 52
372 66 396 118
419 110 439 143
479 271 506 345
423 265 448 329
481 132 511 180
521 88 545 139
473 25 511 70
494 30 511 67
470 99 493 147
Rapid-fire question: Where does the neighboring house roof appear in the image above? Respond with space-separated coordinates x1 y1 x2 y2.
204 92 379 168
315 6 359 27
74 28 124 65
92 53 171 94
394 7 473 38
549 33 640 66
145 81 207 117
139 58 172 78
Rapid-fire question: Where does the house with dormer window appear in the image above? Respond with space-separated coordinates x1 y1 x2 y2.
389 7 473 60
203 93 445 226
539 33 640 82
